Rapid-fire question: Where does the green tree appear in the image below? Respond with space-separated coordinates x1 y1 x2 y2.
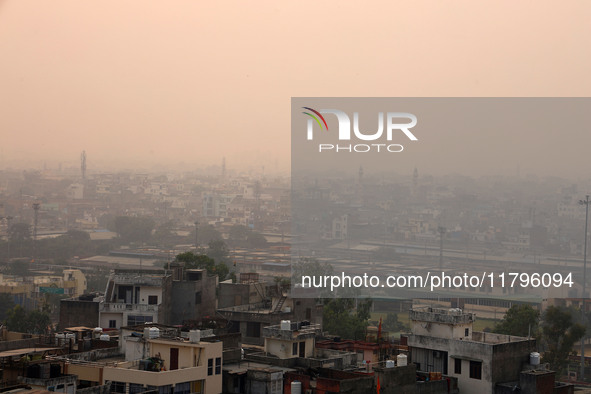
228 225 250 243
27 309 52 334
383 312 406 332
6 306 52 335
111 216 155 244
292 258 333 281
153 220 179 247
494 304 540 337
206 240 229 263
0 293 15 321
8 259 30 277
194 224 222 246
540 305 585 374
175 252 229 281
322 298 372 340
246 231 268 248
6 305 28 333
8 223 31 242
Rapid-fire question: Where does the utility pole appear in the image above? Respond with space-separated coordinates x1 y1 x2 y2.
194 221 199 251
32 203 40 262
580 195 590 381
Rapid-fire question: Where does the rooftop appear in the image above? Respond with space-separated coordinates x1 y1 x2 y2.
263 322 322 340
409 307 475 325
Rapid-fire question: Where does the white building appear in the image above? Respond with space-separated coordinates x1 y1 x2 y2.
408 307 536 394
99 269 171 329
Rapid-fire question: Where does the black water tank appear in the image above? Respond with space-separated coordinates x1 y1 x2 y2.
27 364 40 378
50 364 61 378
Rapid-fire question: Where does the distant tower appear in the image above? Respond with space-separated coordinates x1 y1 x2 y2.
222 157 226 180
81 150 87 180
413 167 419 195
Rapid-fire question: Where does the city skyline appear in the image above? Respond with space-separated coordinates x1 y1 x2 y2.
1 1 591 177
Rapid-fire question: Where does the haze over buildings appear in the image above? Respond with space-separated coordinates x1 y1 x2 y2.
1 1 591 177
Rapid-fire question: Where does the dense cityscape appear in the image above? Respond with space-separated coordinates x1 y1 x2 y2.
0 159 590 393
2 1 590 393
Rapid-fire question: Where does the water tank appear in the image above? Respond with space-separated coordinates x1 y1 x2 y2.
386 360 395 368
55 333 65 346
93 327 103 339
65 333 75 345
280 320 291 330
149 327 160 339
530 352 540 366
99 334 110 341
397 354 408 367
291 380 302 394
189 330 201 343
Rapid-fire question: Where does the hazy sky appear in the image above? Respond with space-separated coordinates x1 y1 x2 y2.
1 1 590 176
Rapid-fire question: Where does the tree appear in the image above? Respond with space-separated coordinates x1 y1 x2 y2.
8 259 30 277
292 258 333 281
229 225 250 243
27 309 52 334
153 220 179 247
494 304 540 337
0 293 15 321
246 231 268 248
111 216 155 244
322 298 372 340
383 312 406 332
175 252 229 281
194 224 222 246
292 257 334 297
8 223 31 242
4 305 50 334
206 240 229 263
540 305 585 374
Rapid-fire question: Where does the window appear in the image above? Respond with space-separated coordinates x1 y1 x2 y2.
111 382 126 393
292 342 298 355
127 315 152 326
465 328 469 337
469 361 482 380
215 357 221 374
454 358 461 374
246 322 261 338
173 382 190 394
129 383 146 394
195 291 202 304
208 358 213 376
148 295 158 305
109 320 116 328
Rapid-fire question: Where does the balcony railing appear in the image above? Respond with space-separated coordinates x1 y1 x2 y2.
100 303 158 313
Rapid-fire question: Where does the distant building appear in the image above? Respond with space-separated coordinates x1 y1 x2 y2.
99 269 172 329
0 269 87 310
98 267 217 330
408 307 536 394
59 293 101 331
65 330 223 394
217 280 322 346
